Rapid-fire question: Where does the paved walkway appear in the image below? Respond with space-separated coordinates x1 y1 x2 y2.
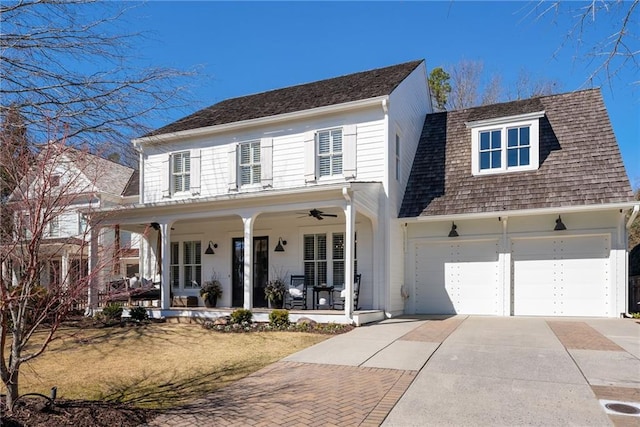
148 316 640 426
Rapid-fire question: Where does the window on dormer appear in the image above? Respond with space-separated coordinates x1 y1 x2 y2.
318 129 343 177
239 141 261 186
467 111 544 176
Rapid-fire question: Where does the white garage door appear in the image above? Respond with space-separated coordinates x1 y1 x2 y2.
512 235 610 317
414 240 501 315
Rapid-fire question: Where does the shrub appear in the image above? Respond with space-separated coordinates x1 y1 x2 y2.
230 308 252 324
102 302 123 320
269 309 290 327
129 306 148 322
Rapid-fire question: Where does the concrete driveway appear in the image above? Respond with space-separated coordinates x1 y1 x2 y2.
150 316 639 426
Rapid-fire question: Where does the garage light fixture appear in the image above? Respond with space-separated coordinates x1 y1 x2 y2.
554 216 567 231
448 222 459 238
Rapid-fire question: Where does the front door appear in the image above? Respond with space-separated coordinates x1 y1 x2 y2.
231 236 269 308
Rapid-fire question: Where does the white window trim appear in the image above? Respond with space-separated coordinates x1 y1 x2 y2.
467 111 544 176
395 133 401 181
316 127 344 179
48 216 60 238
238 140 262 188
170 151 191 195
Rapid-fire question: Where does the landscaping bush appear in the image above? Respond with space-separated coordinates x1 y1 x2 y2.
129 306 149 322
230 308 252 324
269 309 290 327
101 302 123 321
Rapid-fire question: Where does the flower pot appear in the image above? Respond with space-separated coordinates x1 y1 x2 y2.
204 296 217 308
268 297 283 309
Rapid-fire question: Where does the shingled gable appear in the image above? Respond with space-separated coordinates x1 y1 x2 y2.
147 60 423 137
399 89 633 218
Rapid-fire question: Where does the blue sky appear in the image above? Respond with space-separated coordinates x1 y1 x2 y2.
127 1 639 187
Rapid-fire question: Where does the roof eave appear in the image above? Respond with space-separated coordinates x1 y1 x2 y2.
133 96 389 147
402 201 640 223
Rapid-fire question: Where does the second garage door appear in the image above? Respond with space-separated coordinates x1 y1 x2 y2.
414 240 501 315
512 235 611 317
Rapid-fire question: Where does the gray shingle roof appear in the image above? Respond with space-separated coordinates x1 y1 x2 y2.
399 89 633 218
121 169 139 197
147 60 423 137
67 148 136 198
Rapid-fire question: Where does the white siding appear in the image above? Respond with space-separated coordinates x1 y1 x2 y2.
141 108 386 202
387 62 431 213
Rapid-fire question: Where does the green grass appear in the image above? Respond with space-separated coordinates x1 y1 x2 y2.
9 323 327 409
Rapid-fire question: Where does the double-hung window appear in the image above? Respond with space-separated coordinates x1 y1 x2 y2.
317 129 343 177
171 151 191 193
467 111 543 176
304 232 357 287
183 241 201 288
170 240 202 289
48 216 59 237
239 141 261 186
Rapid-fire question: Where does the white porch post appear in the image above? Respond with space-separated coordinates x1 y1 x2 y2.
61 249 69 290
242 214 255 310
87 226 100 313
344 189 356 319
160 222 172 310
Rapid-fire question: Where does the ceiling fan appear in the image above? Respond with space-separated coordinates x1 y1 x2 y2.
299 209 338 220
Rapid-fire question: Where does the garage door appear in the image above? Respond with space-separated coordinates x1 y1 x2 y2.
512 235 610 317
414 240 501 315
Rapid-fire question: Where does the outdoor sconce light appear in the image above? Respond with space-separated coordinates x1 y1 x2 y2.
554 215 567 231
448 222 459 238
205 241 218 255
274 237 287 252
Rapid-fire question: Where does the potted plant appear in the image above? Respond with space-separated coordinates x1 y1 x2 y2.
200 277 223 308
265 267 287 309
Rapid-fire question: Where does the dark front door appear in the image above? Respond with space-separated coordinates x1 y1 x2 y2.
231 236 269 308
232 238 244 307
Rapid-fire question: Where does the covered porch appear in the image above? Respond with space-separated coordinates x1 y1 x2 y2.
93 183 387 324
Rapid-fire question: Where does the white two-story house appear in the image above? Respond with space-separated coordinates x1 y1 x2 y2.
5 145 140 308
97 59 637 323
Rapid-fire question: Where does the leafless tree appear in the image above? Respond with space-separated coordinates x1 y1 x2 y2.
448 60 485 110
0 0 194 165
0 123 127 410
0 0 193 410
444 59 561 110
510 69 561 100
525 0 639 86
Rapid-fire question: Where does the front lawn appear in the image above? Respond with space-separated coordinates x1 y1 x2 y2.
12 323 328 409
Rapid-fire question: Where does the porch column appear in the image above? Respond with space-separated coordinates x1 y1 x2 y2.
344 189 356 319
242 214 255 310
61 249 69 290
160 222 172 310
86 226 100 314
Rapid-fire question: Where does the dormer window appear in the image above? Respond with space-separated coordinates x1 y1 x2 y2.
467 111 544 176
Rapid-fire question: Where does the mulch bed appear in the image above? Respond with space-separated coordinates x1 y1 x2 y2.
1 397 158 427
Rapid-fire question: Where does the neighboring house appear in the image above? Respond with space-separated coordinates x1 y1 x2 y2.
98 60 637 323
5 145 140 299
